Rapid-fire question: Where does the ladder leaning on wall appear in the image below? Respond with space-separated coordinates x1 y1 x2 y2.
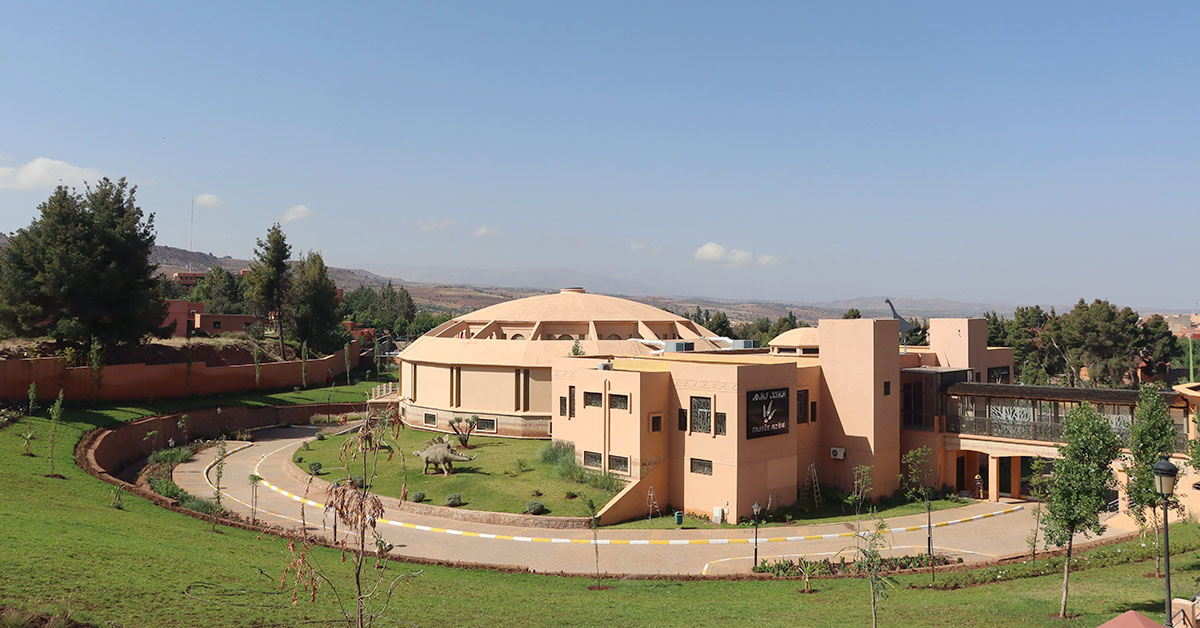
799 462 823 510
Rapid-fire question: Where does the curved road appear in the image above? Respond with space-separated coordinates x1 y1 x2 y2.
172 426 1122 576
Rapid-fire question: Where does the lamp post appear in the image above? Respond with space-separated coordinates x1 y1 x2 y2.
1153 457 1178 627
752 501 762 569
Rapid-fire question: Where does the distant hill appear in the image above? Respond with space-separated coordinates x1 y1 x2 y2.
0 239 1057 322
812 296 1016 319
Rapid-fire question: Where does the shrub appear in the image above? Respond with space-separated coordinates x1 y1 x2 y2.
295 456 304 464
526 501 546 515
531 488 543 497
445 494 463 507
147 447 194 466
308 461 323 475
565 490 578 499
0 408 21 428
540 440 574 465
410 491 425 503
315 432 326 441
148 477 188 501
179 495 222 516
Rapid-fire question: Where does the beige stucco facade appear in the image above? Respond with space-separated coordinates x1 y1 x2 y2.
382 289 1200 525
550 317 1025 523
393 288 723 437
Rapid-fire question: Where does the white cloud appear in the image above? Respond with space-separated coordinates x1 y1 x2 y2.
193 193 224 208
281 204 315 223
0 156 103 190
419 219 453 232
630 242 648 252
756 254 783 267
693 241 753 266
472 225 501 237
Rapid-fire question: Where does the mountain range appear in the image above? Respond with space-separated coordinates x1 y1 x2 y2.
0 237 1035 322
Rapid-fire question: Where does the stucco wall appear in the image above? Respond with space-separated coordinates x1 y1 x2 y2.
86 402 358 477
0 340 360 402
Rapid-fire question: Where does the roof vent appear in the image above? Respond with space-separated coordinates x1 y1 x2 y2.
561 287 586 293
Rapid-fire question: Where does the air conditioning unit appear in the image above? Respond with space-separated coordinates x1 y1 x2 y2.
597 361 613 371
830 447 846 460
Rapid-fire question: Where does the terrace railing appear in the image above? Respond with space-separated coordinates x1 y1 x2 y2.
946 415 1189 452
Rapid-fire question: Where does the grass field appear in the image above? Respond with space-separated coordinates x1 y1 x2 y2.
0 371 1194 627
297 430 621 517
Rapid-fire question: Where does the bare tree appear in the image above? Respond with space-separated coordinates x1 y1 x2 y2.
281 408 420 627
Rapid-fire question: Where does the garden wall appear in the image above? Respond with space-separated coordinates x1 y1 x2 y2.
82 402 359 479
1 340 360 402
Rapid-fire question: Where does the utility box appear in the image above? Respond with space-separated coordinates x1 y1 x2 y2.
712 506 725 524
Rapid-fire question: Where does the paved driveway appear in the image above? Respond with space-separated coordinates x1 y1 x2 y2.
172 426 1126 576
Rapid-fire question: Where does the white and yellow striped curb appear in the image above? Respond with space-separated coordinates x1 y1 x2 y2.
241 439 1024 546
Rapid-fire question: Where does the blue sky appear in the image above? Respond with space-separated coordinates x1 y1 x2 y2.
1 2 1197 309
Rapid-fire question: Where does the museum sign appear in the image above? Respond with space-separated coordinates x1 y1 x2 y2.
746 387 790 439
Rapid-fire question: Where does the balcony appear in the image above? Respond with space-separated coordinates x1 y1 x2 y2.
946 414 1187 452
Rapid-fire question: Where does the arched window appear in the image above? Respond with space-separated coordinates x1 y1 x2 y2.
605 334 621 340
511 334 525 340
559 334 574 341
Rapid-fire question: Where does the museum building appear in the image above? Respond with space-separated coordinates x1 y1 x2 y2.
384 289 1200 524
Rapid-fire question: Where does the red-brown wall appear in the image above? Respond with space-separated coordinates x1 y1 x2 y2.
1 340 361 402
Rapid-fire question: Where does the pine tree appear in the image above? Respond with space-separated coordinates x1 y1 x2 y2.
244 224 292 358
0 179 166 348
288 251 341 353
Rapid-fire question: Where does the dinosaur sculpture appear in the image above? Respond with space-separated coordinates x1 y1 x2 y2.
413 436 476 476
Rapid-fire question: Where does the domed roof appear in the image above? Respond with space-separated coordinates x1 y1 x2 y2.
459 288 686 323
399 288 725 368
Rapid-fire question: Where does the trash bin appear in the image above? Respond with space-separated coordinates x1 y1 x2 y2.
674 511 683 525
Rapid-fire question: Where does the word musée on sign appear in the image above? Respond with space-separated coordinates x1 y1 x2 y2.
746 388 790 439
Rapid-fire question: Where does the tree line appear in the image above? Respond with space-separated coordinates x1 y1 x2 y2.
0 180 452 359
984 300 1182 387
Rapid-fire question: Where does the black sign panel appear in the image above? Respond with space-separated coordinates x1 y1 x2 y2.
746 388 790 439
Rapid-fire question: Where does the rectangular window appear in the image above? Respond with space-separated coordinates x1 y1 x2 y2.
608 455 629 473
583 451 602 468
569 386 576 418
810 401 817 423
584 392 603 408
651 415 662 432
690 458 713 475
523 369 531 411
609 394 629 410
801 347 819 355
475 417 497 432
423 413 436 426
883 381 891 396
714 412 726 436
212 321 221 329
559 396 567 417
690 396 712 433
987 366 1011 384
796 390 809 424
678 409 687 431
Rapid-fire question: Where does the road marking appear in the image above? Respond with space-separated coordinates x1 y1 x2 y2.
229 433 1025 547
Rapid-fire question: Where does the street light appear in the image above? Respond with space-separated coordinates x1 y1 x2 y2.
752 501 762 569
1153 457 1179 627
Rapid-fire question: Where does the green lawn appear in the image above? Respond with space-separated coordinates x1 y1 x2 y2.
297 429 620 517
609 498 969 529
0 373 1195 627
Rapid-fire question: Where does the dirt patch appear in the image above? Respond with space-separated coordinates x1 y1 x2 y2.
586 585 614 591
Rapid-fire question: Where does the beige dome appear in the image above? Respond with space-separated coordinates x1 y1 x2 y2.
453 288 690 326
400 288 723 367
